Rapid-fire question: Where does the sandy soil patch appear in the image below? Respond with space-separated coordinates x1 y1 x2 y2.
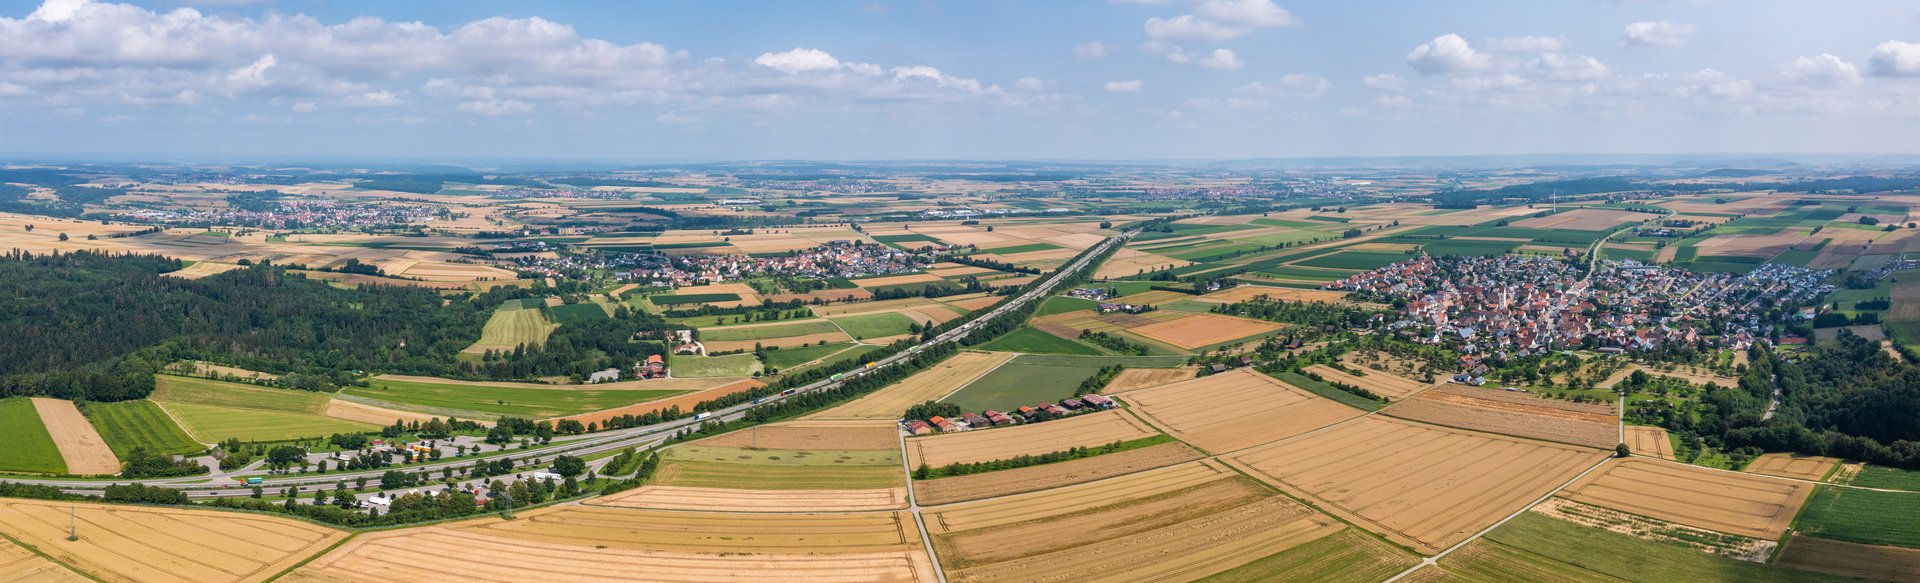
1382 385 1617 449
1101 366 1197 393
905 409 1159 468
1777 536 1920 582
693 421 901 450
1559 457 1814 539
1198 285 1348 304
1626 425 1675 460
808 351 1012 420
1122 368 1363 453
0 498 346 583
914 442 1206 506
286 524 935 583
1513 209 1644 231
1131 313 1283 350
31 398 120 475
1225 415 1605 554
1746 453 1841 481
597 485 909 512
1305 365 1430 401
553 379 762 426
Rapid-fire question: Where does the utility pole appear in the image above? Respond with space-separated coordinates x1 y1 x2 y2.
67 504 77 542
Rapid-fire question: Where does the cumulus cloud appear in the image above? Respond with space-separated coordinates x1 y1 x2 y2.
1623 20 1693 47
1527 53 1609 80
1193 0 1297 27
755 47 842 74
1072 41 1112 59
1780 53 1861 86
1362 73 1406 91
1144 14 1246 41
1143 0 1294 41
1196 48 1244 70
1870 41 1920 77
1406 34 1489 74
1484 36 1565 53
1104 79 1142 92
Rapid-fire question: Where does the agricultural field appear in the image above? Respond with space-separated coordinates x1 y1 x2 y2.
1776 535 1920 582
150 375 379 442
552 379 763 428
974 326 1103 355
0 536 86 582
31 398 121 475
0 397 66 474
1556 458 1814 539
1101 366 1198 393
85 400 206 457
341 377 689 419
288 508 937 583
1625 425 1676 460
828 311 921 339
461 302 559 354
1794 487 1920 549
1407 512 1854 583
1747 453 1841 481
913 441 1206 506
808 351 1013 420
1122 369 1363 453
599 422 907 512
1226 415 1605 554
761 341 870 369
0 498 346 583
1304 364 1431 401
545 301 610 324
927 460 1390 583
668 353 764 377
1842 465 1920 491
904 409 1161 469
1381 385 1618 449
1128 312 1284 351
939 355 1108 410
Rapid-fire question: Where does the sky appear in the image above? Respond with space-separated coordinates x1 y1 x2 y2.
1 0 1918 162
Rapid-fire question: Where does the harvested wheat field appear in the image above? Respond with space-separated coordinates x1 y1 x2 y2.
703 331 851 353
1512 209 1643 231
914 441 1206 506
1746 453 1841 481
938 294 1003 312
0 536 86 582
905 409 1159 468
1225 416 1605 554
463 505 925 555
1111 289 1194 307
0 498 345 583
808 351 1012 420
31 398 121 475
1626 425 1675 460
693 421 900 450
1101 366 1197 393
551 379 761 427
1305 364 1430 401
855 273 946 288
162 261 245 279
1123 368 1363 453
1383 385 1618 449
286 524 936 583
1131 313 1283 350
325 398 456 427
1557 458 1814 539
1198 285 1349 304
924 460 1236 532
937 477 1354 582
1093 248 1191 279
1777 535 1920 582
596 485 909 512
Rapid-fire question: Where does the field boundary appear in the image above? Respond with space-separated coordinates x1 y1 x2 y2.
263 531 359 583
0 527 97 583
1383 453 1615 581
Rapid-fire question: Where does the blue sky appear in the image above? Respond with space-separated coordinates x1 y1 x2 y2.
0 0 1917 161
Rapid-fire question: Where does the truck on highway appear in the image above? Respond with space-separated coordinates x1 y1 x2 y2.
693 412 712 421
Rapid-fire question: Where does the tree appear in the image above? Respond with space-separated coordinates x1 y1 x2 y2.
1615 443 1632 458
551 455 587 478
57 233 68 242
266 446 306 471
379 470 409 491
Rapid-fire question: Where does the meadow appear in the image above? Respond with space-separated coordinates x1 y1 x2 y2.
150 375 379 442
1845 465 1920 491
941 356 1107 410
699 319 842 342
462 302 560 354
1419 513 1854 582
0 398 65 474
829 311 919 339
547 302 611 324
976 327 1103 355
650 292 742 305
670 353 764 377
84 400 205 456
1793 487 1920 548
344 378 688 419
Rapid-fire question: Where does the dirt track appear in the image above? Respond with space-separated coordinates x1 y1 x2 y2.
31 398 121 475
1123 369 1362 453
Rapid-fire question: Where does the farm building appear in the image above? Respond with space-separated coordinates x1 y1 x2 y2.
904 420 933 435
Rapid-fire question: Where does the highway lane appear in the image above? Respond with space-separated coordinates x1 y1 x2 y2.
18 230 1132 496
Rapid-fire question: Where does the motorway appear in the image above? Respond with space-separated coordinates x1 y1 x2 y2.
7 231 1132 499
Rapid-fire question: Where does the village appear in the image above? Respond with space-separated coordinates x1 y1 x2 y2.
1331 254 1834 354
120 198 444 230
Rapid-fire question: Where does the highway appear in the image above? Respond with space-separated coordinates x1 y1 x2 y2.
8 230 1132 498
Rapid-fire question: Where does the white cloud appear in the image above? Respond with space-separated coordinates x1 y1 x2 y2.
1527 53 1609 80
1013 77 1048 91
1870 40 1920 77
754 47 842 74
1104 79 1142 92
1144 14 1247 41
1623 20 1693 47
655 111 699 124
1406 34 1489 74
1484 36 1565 53
1374 94 1411 108
456 99 533 115
1193 0 1297 27
1072 41 1112 59
1780 53 1860 86
1362 73 1406 91
1197 48 1244 70
1241 73 1329 97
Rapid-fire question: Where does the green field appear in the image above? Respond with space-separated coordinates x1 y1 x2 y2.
1011 354 1189 367
153 375 332 414
1295 251 1413 270
158 402 380 444
763 341 862 369
700 319 843 342
872 233 940 244
829 311 920 339
465 304 559 352
1035 296 1099 316
1430 513 1856 582
343 378 688 419
1845 465 1920 491
658 444 903 489
651 293 743 305
1423 238 1523 257
1198 530 1417 583
0 398 66 474
976 327 1104 355
942 356 1106 410
1794 486 1920 548
976 242 1060 255
86 400 205 457
671 353 764 377
1272 371 1385 411
546 302 610 324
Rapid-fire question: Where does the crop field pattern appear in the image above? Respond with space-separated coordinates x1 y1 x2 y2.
1122 369 1363 453
1776 536 1920 582
1382 385 1618 449
0 397 68 474
84 401 206 457
603 421 913 513
913 442 1207 506
905 409 1161 469
32 398 121 475
150 376 379 442
344 378 686 419
1556 458 1813 539
1128 312 1283 350
1625 425 1676 460
1226 416 1605 554
461 303 559 354
0 498 346 583
1746 453 1841 481
808 351 1013 420
1304 364 1430 400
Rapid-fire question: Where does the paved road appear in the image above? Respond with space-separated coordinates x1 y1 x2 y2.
15 230 1131 497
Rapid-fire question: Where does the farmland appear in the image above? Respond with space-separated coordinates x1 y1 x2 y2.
829 311 920 339
600 422 908 512
1625 425 1676 459
1408 513 1853 583
1381 385 1618 449
461 302 559 354
1101 366 1198 393
150 375 378 442
1747 453 1841 481
1128 312 1283 350
913 441 1206 505
1844 465 1920 491
1794 487 1920 548
1776 536 1920 582
1556 458 1813 539
343 377 688 419
1304 364 1430 401
0 537 85 582
0 498 346 583
904 409 1160 469
974 326 1103 355
31 398 121 475
85 400 205 456
940 355 1107 410
1123 369 1363 453
652 444 904 490
808 351 1013 420
1226 415 1604 554
0 398 66 474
